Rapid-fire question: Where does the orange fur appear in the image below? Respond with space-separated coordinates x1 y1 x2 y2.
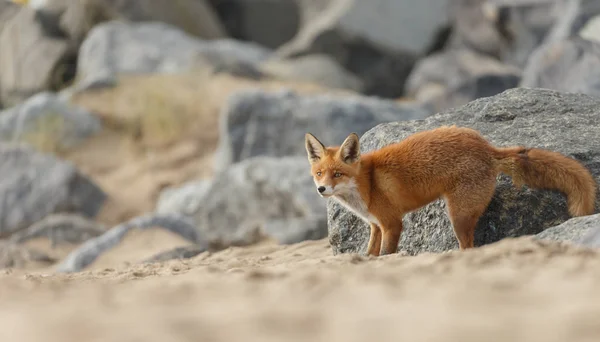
305 125 597 256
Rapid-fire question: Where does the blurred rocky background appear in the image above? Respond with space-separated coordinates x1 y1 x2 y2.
0 0 599 272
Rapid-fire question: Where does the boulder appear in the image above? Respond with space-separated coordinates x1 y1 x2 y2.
55 213 201 273
535 213 600 246
0 92 102 152
573 214 600 248
31 0 226 44
157 156 328 247
260 54 364 92
545 0 600 43
448 0 564 67
9 213 106 247
0 143 107 238
405 48 521 112
76 21 272 88
209 0 299 49
0 5 71 107
327 88 600 255
276 0 450 98
213 89 431 172
520 37 600 96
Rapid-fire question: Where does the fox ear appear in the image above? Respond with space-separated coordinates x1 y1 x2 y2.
340 133 360 164
305 133 325 164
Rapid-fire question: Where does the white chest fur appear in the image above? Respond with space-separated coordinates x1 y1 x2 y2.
333 181 380 226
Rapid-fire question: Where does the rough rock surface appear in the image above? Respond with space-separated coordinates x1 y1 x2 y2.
0 92 101 150
0 5 71 107
520 37 600 97
405 48 521 111
76 21 272 88
56 213 201 273
158 156 328 247
327 88 600 255
214 89 431 172
573 214 600 248
276 0 450 98
536 213 600 246
0 144 107 238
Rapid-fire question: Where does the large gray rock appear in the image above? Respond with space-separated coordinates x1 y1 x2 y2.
0 143 107 238
448 0 564 67
31 0 226 45
0 5 71 107
276 0 450 98
0 92 101 151
55 213 201 273
405 48 521 112
9 213 106 247
535 213 600 246
76 21 272 88
209 0 300 49
328 88 600 255
158 156 328 247
545 0 600 43
214 89 432 172
573 214 600 248
520 37 600 96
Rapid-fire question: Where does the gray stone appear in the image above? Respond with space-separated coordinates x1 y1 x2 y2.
209 0 300 49
158 156 328 248
55 213 201 273
405 48 521 112
0 92 102 151
0 5 71 107
214 89 432 172
276 0 450 98
76 21 272 87
448 0 564 68
574 214 600 248
9 213 106 247
535 213 600 246
155 180 212 216
545 0 600 43
328 88 600 255
520 37 600 97
0 144 107 238
34 0 227 43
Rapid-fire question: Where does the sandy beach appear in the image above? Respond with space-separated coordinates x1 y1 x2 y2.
2 235 600 342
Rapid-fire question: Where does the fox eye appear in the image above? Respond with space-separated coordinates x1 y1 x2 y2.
334 172 342 178
316 171 322 177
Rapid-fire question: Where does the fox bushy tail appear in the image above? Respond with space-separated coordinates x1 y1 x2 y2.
493 146 597 216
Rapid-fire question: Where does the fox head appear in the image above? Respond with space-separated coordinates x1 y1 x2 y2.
304 132 361 197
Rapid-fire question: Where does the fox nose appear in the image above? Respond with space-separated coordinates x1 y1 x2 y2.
317 186 326 193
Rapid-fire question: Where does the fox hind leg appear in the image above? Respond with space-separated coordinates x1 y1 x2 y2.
444 178 496 250
379 221 403 256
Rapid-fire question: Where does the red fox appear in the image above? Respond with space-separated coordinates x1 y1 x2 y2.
304 125 597 256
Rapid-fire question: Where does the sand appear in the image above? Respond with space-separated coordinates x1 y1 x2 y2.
1 236 600 341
